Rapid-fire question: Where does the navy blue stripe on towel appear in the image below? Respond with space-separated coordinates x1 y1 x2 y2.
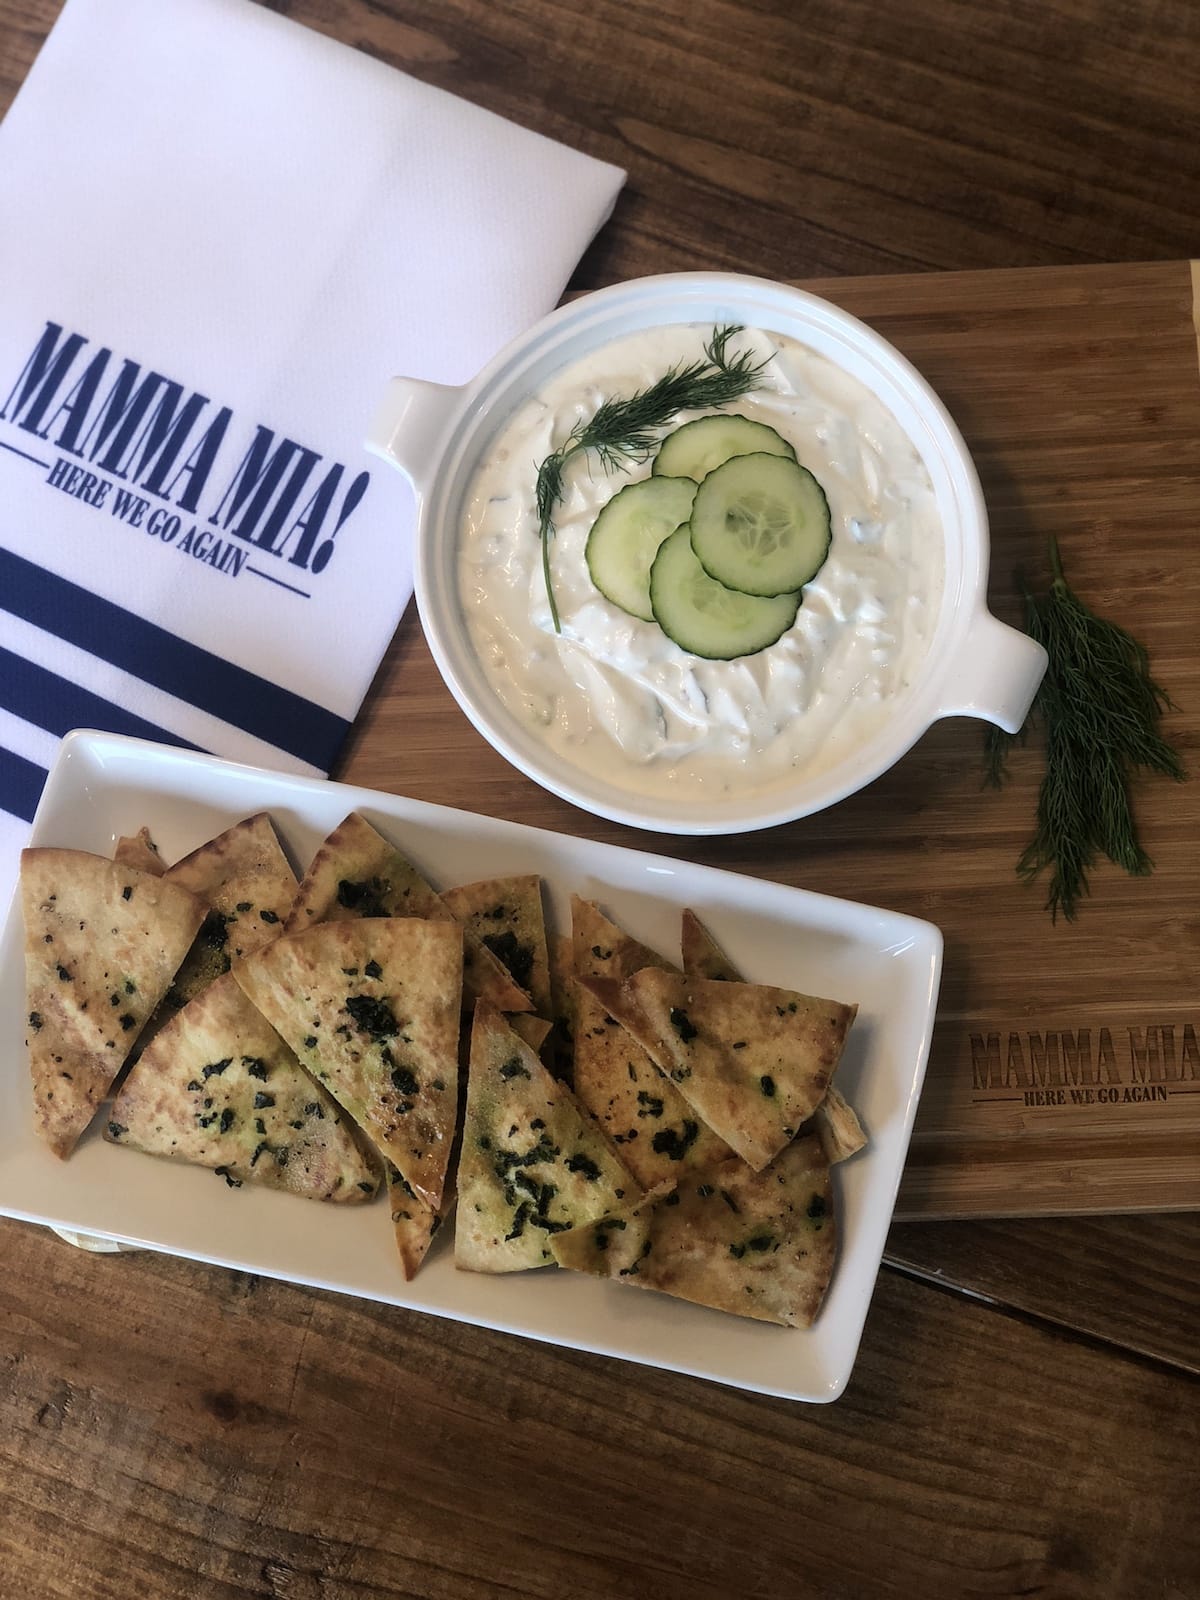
0 646 200 752
0 548 349 771
0 746 47 823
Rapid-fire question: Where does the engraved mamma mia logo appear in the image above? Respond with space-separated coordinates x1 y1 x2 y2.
0 321 371 597
970 1023 1200 1108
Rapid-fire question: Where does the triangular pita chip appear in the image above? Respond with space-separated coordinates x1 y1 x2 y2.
508 1013 553 1054
387 1161 456 1280
114 827 165 876
569 898 729 1187
162 813 297 1008
387 1048 470 1279
285 812 530 1012
21 849 207 1157
455 1001 639 1273
680 908 739 982
232 917 463 1209
552 1133 836 1328
680 910 866 1165
440 874 551 1016
106 973 379 1201
618 969 856 1171
571 895 674 981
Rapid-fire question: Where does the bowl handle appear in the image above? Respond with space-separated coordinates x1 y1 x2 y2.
365 377 464 491
936 609 1048 732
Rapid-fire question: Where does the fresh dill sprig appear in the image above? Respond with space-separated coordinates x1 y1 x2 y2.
534 325 767 631
988 537 1185 920
983 722 1018 789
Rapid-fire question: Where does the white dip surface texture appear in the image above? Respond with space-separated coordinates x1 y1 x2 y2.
458 325 945 801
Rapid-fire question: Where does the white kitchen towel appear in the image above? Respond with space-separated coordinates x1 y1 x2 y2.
0 0 624 910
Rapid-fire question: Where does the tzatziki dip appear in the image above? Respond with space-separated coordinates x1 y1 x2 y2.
458 325 944 801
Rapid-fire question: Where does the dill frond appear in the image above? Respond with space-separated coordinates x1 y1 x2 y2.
995 537 1184 921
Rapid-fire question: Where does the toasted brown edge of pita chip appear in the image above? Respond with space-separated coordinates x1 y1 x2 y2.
680 908 740 983
114 827 165 877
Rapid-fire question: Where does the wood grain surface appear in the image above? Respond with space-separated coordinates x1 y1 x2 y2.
3 1214 1199 1600
3 3 1200 1599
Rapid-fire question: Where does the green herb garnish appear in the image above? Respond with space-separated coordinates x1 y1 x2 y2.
988 537 1184 920
534 325 766 630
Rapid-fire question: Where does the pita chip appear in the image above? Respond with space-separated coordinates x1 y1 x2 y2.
508 1013 553 1055
680 908 739 982
680 909 866 1164
21 849 207 1157
551 1132 836 1328
285 812 531 1012
162 814 298 1008
114 827 165 877
233 917 463 1209
571 894 673 982
387 1161 455 1280
570 899 731 1187
544 931 577 1084
455 1001 639 1273
617 969 856 1171
106 973 379 1201
814 1085 868 1164
440 874 552 1016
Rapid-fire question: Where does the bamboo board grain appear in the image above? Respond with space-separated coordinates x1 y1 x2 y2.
342 259 1200 1223
794 259 1200 1220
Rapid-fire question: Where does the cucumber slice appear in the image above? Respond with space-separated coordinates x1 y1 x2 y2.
585 476 698 622
649 526 800 660
651 414 797 482
689 453 831 598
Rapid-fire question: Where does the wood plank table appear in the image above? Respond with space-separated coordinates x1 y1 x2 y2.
2 3 1199 1597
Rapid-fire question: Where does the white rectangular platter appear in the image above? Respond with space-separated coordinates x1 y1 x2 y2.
0 731 942 1402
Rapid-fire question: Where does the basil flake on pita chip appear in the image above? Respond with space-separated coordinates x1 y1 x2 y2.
680 909 866 1165
551 1132 836 1328
21 849 207 1158
569 900 730 1187
455 1001 640 1273
285 812 531 1012
161 813 298 1009
618 969 857 1171
441 873 551 1016
114 827 165 877
106 972 378 1201
232 917 462 1210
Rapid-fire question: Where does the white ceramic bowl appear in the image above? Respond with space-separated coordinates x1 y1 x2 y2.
366 272 1046 834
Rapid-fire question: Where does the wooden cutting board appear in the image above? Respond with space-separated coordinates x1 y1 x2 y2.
352 260 1198 1222
792 259 1200 1220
